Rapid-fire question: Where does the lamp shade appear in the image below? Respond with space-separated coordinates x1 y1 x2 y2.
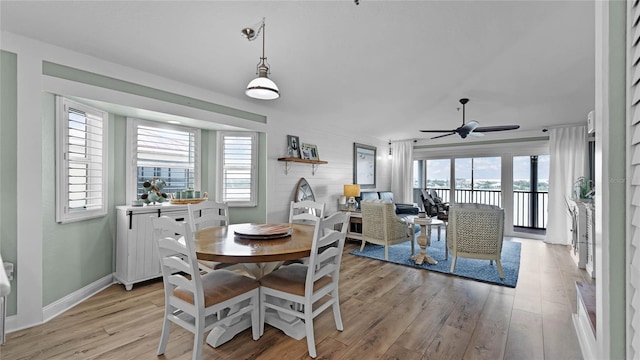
343 184 360 197
246 76 280 100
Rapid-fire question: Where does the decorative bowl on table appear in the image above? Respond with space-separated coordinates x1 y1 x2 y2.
169 192 208 204
233 224 292 240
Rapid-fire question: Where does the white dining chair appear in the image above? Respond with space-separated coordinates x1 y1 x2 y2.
259 211 350 358
152 216 260 360
187 200 230 230
286 200 325 265
187 200 230 272
288 200 325 224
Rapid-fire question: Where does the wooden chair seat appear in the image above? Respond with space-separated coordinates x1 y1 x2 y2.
174 269 259 307
259 264 332 297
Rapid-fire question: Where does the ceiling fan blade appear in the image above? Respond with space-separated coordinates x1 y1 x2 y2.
461 120 480 132
431 132 455 140
468 132 485 137
420 129 456 133
473 125 520 133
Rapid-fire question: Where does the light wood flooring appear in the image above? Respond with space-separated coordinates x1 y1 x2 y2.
1 238 590 360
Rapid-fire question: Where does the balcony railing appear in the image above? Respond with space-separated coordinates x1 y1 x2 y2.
425 188 548 229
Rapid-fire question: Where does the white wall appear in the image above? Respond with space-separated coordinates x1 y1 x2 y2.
264 108 391 222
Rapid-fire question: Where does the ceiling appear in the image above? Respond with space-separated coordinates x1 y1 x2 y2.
0 0 595 144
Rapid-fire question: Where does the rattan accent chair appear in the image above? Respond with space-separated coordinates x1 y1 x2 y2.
360 200 415 260
446 203 506 278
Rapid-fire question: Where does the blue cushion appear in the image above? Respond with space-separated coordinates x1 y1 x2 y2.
360 192 379 201
378 191 394 202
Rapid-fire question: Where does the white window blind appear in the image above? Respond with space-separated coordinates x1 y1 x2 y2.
218 132 258 207
127 119 200 200
56 97 108 223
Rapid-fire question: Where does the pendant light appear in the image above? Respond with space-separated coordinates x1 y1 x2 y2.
242 18 279 100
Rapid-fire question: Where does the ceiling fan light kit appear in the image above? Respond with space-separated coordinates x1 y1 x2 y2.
420 98 520 139
242 17 280 100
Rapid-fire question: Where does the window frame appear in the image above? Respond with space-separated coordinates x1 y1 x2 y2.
55 96 109 223
125 118 201 204
216 131 259 207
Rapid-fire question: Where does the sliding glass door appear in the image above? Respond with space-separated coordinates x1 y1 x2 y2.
414 150 549 236
454 157 502 205
513 155 549 230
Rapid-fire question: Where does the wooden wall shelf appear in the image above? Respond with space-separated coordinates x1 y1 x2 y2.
277 157 328 175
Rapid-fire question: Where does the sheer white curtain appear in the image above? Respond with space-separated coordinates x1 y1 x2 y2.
391 141 414 204
545 125 587 244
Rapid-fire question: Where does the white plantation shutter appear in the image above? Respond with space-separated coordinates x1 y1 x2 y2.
218 132 258 207
134 123 197 196
629 0 640 357
128 118 200 199
56 97 108 223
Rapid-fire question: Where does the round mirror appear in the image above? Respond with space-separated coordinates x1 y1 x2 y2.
295 177 315 202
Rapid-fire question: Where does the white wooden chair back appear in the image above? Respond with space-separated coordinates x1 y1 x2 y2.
289 200 325 224
305 211 350 297
187 200 229 232
153 216 205 320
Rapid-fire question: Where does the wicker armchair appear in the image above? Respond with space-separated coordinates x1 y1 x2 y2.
446 203 505 278
360 200 415 260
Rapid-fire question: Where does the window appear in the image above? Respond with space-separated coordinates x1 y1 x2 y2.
217 132 258 207
56 97 108 223
426 159 451 190
126 119 200 202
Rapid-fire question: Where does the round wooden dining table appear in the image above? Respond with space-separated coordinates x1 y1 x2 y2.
193 222 316 347
194 222 315 265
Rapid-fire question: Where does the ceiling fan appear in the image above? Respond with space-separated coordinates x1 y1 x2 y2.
420 98 520 139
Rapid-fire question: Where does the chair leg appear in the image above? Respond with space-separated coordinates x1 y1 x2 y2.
304 305 317 358
193 318 205 360
496 259 505 279
384 245 389 260
157 315 172 355
450 255 457 273
332 290 343 331
360 240 367 251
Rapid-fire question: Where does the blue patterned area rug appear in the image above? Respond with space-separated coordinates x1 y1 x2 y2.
349 233 521 288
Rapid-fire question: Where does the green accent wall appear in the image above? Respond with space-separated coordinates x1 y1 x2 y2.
0 50 18 315
41 93 115 306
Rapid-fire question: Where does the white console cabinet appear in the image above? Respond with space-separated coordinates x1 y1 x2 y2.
115 204 189 290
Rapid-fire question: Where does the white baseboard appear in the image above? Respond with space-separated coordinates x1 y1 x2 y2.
573 304 597 360
6 274 114 333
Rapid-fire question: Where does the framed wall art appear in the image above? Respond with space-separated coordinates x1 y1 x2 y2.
301 143 319 160
287 135 301 158
353 143 376 188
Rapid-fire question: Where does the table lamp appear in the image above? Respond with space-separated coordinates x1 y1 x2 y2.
343 184 360 210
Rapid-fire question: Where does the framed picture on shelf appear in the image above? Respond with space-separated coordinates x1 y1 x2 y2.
353 143 376 188
301 143 319 160
287 135 301 158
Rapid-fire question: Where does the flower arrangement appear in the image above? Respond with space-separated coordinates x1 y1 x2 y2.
140 178 168 204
